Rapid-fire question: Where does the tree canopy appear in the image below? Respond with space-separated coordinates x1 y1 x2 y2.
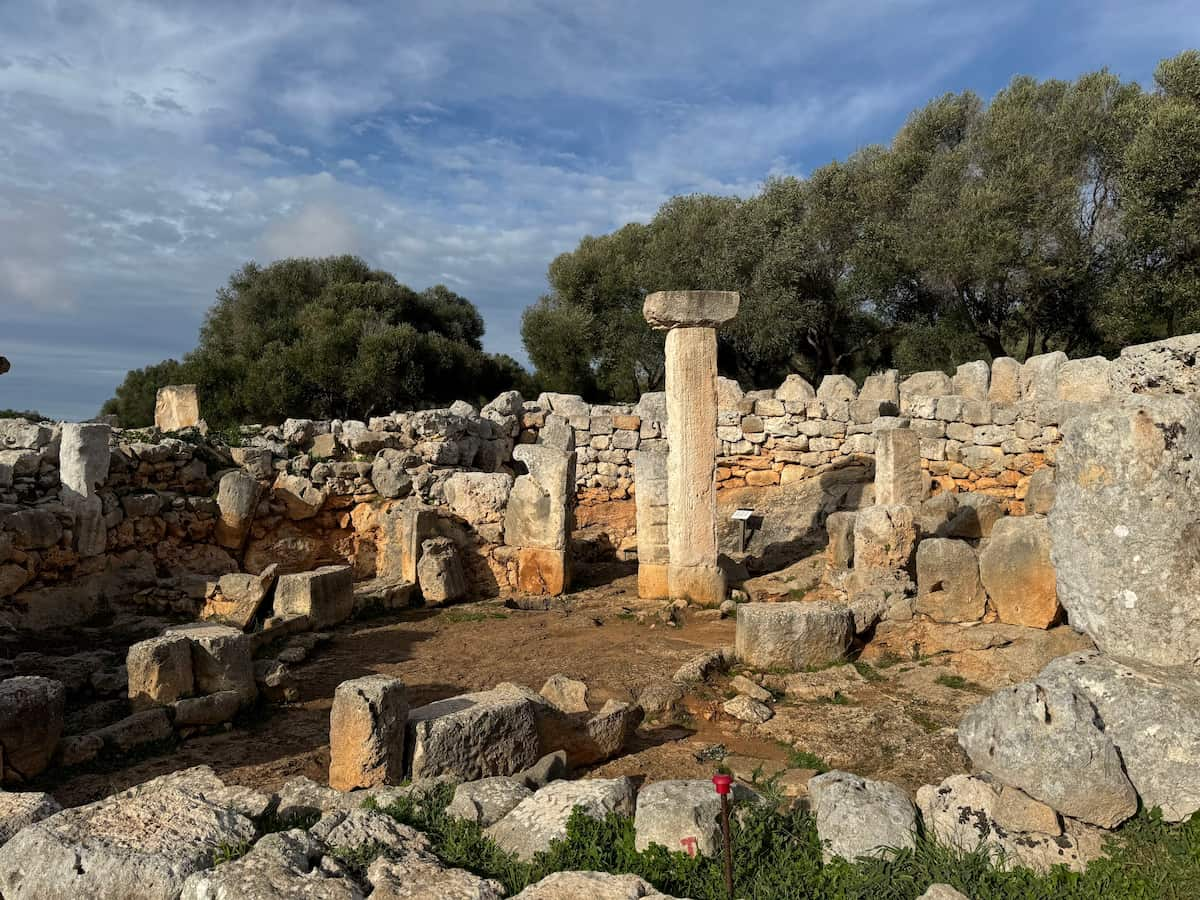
522 51 1200 400
103 256 532 427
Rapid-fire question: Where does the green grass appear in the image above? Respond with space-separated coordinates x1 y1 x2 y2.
853 660 886 683
372 780 1200 899
874 650 904 669
211 838 253 865
443 609 510 623
814 690 856 706
786 747 832 773
935 674 989 694
908 709 945 734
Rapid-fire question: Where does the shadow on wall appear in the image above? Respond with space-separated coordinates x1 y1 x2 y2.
716 462 872 574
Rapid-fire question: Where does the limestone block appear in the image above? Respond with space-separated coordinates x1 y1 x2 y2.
539 673 589 714
916 538 986 623
214 469 259 549
173 691 241 727
952 360 990 400
154 384 201 431
272 472 327 520
735 601 853 671
899 370 952 408
634 779 758 858
979 516 1059 628
853 504 917 571
517 547 569 595
776 373 816 402
181 829 361 899
0 792 61 847
958 682 1137 827
918 773 1106 873
417 538 468 605
166 623 256 702
874 428 924 506
1109 332 1200 395
1049 396 1200 667
59 422 110 496
808 771 918 861
860 369 899 405
443 472 513 526
942 492 1002 539
446 777 532 827
988 357 1021 404
371 449 414 499
408 683 544 780
723 694 772 723
817 374 857 402
329 675 408 791
203 564 278 630
643 290 739 328
1024 467 1056 515
0 767 258 900
275 565 354 627
1038 650 1200 822
505 444 574 551
127 634 194 709
485 777 636 861
368 854 504 899
0 677 64 782
1019 351 1067 401
510 871 670 899
825 510 856 569
1056 356 1111 402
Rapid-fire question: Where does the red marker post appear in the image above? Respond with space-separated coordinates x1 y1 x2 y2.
712 774 734 900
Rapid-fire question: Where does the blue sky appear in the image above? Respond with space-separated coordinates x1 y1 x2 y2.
2 1 1198 420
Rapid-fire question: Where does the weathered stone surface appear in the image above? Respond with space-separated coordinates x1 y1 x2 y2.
512 870 675 900
371 449 414 499
730 674 772 702
942 492 1003 539
545 700 644 767
444 472 513 525
988 357 1021 404
916 539 986 623
1050 396 1200 667
633 447 669 600
874 428 924 506
516 547 569 596
1038 651 1200 822
634 779 757 858
1110 332 1200 395
1019 351 1067 401
539 673 589 714
958 682 1136 827
979 516 1059 628
127 634 194 709
513 751 568 791
723 694 773 724
953 360 990 400
329 675 408 791
918 773 1105 873
0 791 61 847
776 373 816 403
1056 356 1111 402
155 385 201 431
825 510 856 569
59 422 110 496
214 469 259 549
853 504 917 571
408 683 543 780
735 601 852 671
860 369 899 405
309 807 430 857
900 371 952 409
817 374 858 402
643 290 739 328
485 777 636 861
808 770 917 861
505 444 574 552
165 623 256 702
368 853 505 900
275 565 354 628
0 767 258 900
173 691 241 727
204 565 278 630
1024 467 1056 515
919 886 971 900
445 777 532 827
273 473 327 520
0 676 65 782
417 538 468 605
181 829 361 900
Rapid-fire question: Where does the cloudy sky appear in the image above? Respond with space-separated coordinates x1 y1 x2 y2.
2 1 1198 419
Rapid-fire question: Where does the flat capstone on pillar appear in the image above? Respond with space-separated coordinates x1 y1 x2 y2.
642 290 739 607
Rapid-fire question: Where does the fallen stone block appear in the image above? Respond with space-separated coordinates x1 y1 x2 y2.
127 634 195 709
0 676 65 783
634 779 758 857
513 751 568 791
155 384 201 432
173 690 241 727
853 504 917 571
214 469 259 549
539 673 589 714
408 683 543 780
274 565 354 629
329 675 408 791
723 695 772 724
808 770 917 861
446 777 533 827
735 602 852 671
485 777 636 861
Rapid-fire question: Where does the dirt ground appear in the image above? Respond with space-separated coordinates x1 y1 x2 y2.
41 555 1089 808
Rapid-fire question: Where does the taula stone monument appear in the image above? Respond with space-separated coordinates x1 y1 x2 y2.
643 290 739 607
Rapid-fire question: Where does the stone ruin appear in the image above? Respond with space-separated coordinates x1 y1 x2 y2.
0 325 1199 896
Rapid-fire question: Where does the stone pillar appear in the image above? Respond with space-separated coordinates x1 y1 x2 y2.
874 427 924 506
643 290 739 607
504 439 576 595
633 448 669 599
59 423 111 557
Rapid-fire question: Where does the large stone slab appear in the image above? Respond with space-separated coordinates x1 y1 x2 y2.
634 779 757 858
445 777 532 827
127 634 194 709
275 565 354 628
643 290 739 329
958 682 1136 827
808 770 917 861
165 623 256 703
1037 651 1200 822
1049 395 1200 667
155 385 201 431
0 792 61 847
979 516 1059 628
0 676 65 782
416 538 468 605
329 675 408 791
0 767 258 900
853 505 917 572
408 683 543 780
512 870 677 899
915 538 986 623
485 777 636 861
874 428 924 506
368 853 505 900
1110 332 1200 395
735 601 852 671
181 829 361 900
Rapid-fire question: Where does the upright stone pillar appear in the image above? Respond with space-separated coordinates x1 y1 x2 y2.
874 427 924 506
59 423 111 557
504 437 577 595
633 448 669 599
643 290 739 607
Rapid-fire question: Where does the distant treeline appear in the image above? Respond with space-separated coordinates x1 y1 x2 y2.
520 51 1200 401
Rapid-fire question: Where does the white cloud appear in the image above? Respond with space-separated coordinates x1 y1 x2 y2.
260 201 363 260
